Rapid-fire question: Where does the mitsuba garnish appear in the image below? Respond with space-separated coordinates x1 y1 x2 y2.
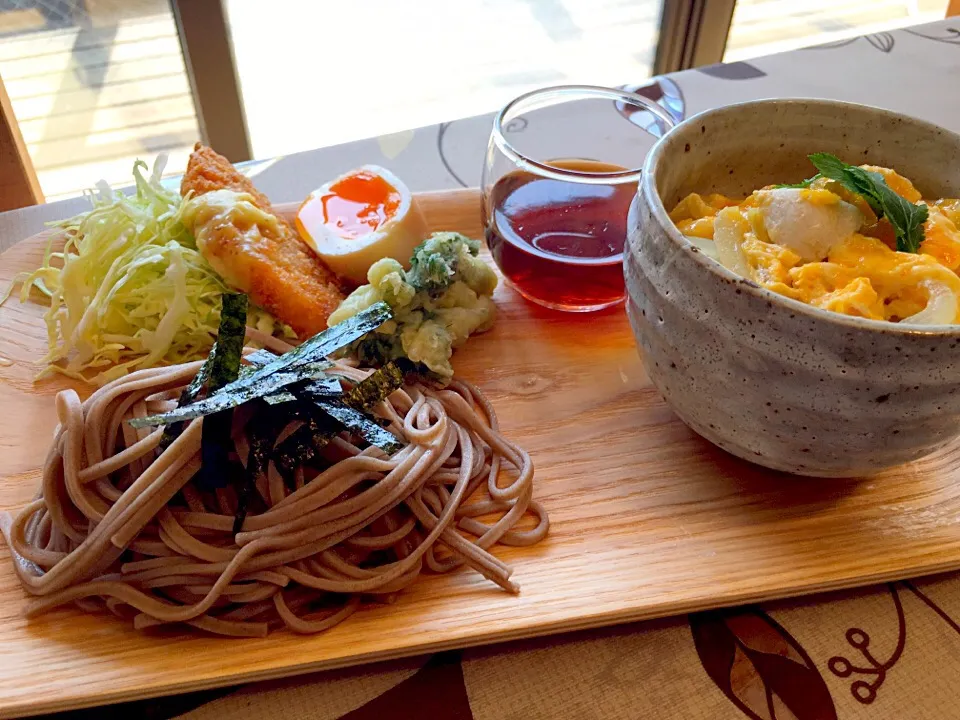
776 153 928 253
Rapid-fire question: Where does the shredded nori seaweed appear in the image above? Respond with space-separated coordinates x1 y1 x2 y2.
243 350 295 404
297 378 347 403
262 376 342 407
130 303 391 428
281 363 406 454
244 350 313 406
159 344 216 450
222 300 389 390
130 362 337 427
344 362 404 409
312 399 402 453
266 363 407 462
243 349 278 366
233 403 282 534
198 293 248 490
142 301 413 520
262 390 298 406
272 408 340 481
278 363 405 455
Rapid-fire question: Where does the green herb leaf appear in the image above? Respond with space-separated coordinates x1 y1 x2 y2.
773 175 819 190
807 152 928 253
406 232 481 292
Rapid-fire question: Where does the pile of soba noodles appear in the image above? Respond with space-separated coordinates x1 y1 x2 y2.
0 353 548 637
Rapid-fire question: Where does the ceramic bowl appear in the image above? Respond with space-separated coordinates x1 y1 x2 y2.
625 99 960 477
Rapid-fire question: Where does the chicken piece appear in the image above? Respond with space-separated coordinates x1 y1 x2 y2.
180 144 344 338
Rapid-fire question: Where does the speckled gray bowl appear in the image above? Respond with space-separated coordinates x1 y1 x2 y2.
625 99 960 477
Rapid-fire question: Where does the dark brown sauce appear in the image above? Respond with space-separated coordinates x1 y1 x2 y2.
484 158 634 310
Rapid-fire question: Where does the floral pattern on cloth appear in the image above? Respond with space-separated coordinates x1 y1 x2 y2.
166 573 960 720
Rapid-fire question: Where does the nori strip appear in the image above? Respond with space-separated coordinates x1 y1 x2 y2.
198 293 248 490
244 349 298 406
158 343 216 450
245 300 388 376
345 362 405 409
272 409 340 480
263 377 341 407
297 378 347 403
242 347 343 407
279 362 406 454
129 302 390 427
263 390 298 406
271 362 409 478
129 363 338 427
313 399 402 454
243 348 278 366
233 403 282 534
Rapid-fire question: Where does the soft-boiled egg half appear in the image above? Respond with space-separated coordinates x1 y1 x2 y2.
296 166 427 285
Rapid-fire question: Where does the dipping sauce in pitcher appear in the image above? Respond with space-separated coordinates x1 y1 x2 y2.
484 159 635 311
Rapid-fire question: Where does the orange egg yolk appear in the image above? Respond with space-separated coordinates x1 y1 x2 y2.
297 171 401 241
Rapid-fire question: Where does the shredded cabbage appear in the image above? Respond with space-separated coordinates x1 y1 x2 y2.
3 157 288 385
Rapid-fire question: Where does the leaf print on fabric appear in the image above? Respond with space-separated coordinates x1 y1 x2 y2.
339 651 474 720
725 614 807 664
808 37 859 50
865 32 895 53
806 32 897 52
729 643 770 716
437 122 469 189
696 62 767 80
903 26 960 45
828 583 906 705
904 580 960 635
691 608 837 720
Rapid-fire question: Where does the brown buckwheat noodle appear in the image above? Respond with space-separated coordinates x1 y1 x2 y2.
0 355 548 637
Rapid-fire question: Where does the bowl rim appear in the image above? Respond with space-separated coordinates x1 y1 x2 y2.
639 97 960 337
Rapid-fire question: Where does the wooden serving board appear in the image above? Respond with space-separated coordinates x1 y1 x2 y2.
3 189 960 717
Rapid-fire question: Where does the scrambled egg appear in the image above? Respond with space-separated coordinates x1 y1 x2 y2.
670 166 960 324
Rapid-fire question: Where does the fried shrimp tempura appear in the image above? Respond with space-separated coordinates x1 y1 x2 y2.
180 144 344 338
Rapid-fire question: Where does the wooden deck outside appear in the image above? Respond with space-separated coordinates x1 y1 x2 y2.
0 0 949 201
725 0 947 60
0 0 198 201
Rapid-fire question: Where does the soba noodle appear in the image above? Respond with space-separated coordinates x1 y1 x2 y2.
0 357 548 637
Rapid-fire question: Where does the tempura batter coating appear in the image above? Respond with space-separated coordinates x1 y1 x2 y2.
181 144 344 337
